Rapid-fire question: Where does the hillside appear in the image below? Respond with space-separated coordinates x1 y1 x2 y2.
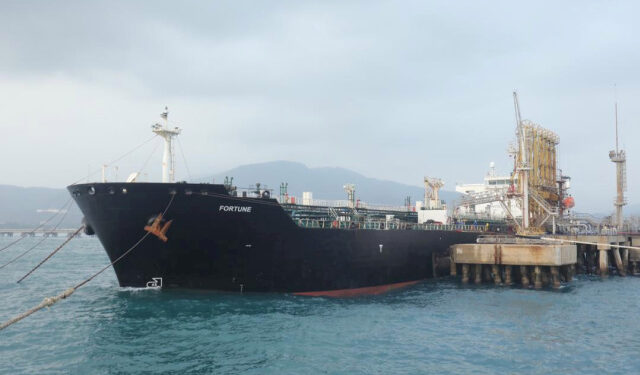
2 161 461 228
206 161 459 207
0 185 82 228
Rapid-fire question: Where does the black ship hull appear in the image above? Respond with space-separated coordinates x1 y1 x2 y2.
69 182 483 295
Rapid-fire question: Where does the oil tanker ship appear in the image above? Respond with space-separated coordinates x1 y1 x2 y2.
69 110 504 296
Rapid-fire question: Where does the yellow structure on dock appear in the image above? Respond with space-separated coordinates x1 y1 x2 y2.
511 92 564 235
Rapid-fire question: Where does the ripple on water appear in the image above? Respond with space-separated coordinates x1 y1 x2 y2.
1 238 640 374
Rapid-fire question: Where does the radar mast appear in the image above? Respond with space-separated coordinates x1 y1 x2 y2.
151 107 181 183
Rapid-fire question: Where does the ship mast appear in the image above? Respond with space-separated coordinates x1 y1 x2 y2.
609 98 627 229
152 107 181 183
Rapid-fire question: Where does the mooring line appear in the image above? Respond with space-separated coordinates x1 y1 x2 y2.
0 198 72 253
16 226 84 283
0 237 49 271
70 134 158 185
0 287 76 331
0 192 176 332
0 200 74 271
541 237 640 250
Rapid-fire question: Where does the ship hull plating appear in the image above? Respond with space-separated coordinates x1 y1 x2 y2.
69 183 481 294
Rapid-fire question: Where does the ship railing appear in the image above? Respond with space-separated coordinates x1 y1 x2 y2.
283 197 412 212
293 219 490 232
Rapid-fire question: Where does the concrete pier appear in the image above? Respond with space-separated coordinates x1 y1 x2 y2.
451 240 576 288
452 243 576 267
448 234 640 287
0 229 81 237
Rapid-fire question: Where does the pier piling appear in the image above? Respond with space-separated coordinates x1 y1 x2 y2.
613 248 625 276
447 234 640 287
520 266 530 286
492 265 501 285
533 266 543 289
550 266 561 288
504 265 513 285
474 264 482 284
461 264 470 283
598 250 609 277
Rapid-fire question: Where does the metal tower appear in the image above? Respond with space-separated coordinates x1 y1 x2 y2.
343 184 356 208
151 107 181 183
609 101 627 229
512 92 560 235
424 177 444 209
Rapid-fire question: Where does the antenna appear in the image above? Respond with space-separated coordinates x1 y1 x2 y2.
609 85 627 229
151 106 181 183
614 84 619 153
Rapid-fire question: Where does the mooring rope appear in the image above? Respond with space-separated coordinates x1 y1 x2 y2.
0 287 76 331
0 199 74 271
176 137 192 181
17 225 84 283
0 192 176 332
0 198 72 254
69 134 158 185
136 137 162 177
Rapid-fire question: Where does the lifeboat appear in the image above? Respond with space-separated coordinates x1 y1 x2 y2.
562 196 575 209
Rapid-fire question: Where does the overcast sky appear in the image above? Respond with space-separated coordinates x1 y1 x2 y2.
1 1 638 213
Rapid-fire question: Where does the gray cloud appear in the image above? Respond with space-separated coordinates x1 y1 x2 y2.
0 0 638 213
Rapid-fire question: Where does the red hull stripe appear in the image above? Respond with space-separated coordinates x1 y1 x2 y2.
293 280 421 297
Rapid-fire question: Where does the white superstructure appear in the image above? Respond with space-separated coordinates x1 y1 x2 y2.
455 162 522 220
416 177 448 224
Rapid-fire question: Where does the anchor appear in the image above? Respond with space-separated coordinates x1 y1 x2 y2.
144 213 173 242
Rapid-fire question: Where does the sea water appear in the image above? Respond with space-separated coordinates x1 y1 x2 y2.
1 237 639 374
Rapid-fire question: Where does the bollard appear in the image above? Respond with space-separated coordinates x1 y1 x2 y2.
504 265 513 285
461 264 470 283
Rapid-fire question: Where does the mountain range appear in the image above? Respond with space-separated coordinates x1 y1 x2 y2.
1 161 458 228
206 161 459 207
0 185 83 229
2 161 636 228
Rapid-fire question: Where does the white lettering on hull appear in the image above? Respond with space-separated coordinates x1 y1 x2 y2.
219 205 253 213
